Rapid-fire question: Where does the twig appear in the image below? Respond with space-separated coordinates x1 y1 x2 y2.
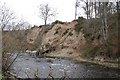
5 53 19 71
47 66 54 79
34 68 40 78
4 53 14 67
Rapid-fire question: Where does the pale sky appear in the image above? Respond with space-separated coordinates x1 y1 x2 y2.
0 0 85 26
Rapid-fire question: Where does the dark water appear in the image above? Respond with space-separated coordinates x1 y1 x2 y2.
9 53 120 78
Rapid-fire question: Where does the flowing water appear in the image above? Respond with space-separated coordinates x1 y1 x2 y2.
9 53 120 78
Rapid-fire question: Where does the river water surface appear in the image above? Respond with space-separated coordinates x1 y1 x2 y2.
9 53 120 78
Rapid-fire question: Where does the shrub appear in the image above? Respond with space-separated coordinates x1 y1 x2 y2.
52 20 65 27
62 29 69 36
45 43 51 49
54 27 61 35
68 52 73 54
32 35 42 50
69 32 73 36
74 17 85 32
78 17 85 21
84 33 94 41
44 30 48 33
81 45 98 60
88 47 98 58
2 30 29 52
96 34 101 40
54 30 58 35
56 27 61 31
74 23 83 32
52 20 64 24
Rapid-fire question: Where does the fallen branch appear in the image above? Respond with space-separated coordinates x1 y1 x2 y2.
6 71 21 79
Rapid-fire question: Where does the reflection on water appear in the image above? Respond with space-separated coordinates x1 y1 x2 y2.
9 53 120 78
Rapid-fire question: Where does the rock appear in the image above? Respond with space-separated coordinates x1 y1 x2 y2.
26 50 37 56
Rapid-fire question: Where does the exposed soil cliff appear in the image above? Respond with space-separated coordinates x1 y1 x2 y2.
26 16 119 65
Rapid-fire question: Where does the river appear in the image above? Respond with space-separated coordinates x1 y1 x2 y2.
9 53 120 78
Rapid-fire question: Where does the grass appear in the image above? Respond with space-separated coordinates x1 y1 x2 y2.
73 56 120 69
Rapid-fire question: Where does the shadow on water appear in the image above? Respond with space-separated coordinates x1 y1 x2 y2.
8 53 120 78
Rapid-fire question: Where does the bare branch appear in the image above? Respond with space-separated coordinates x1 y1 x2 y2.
0 2 16 30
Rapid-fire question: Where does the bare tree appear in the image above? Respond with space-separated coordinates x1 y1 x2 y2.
38 4 57 25
0 3 16 30
81 0 89 19
12 19 31 30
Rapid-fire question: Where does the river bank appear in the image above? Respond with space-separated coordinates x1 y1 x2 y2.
47 52 120 69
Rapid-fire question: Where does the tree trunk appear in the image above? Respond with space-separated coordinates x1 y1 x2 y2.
94 2 97 18
104 2 108 41
86 0 88 19
88 2 90 19
75 6 77 19
45 18 47 25
75 0 78 19
100 2 108 41
98 2 101 18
